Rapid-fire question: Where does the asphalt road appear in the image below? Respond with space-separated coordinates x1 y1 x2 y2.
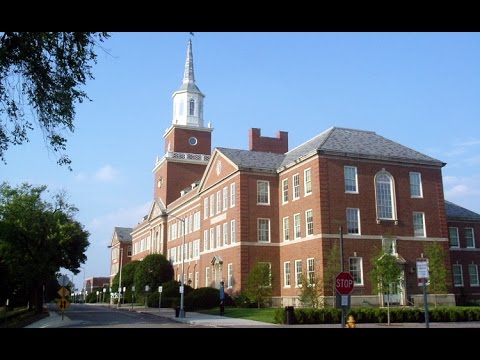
27 303 206 328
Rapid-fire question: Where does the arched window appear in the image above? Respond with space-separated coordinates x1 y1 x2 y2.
375 171 396 221
189 98 195 115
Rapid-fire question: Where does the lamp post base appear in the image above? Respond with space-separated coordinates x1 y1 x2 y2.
178 309 185 318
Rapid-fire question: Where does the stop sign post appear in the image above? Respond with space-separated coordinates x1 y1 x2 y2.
336 272 354 295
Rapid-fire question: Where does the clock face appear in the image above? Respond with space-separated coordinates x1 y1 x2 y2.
189 137 198 146
216 160 222 175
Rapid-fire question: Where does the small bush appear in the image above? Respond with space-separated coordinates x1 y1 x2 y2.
184 287 227 311
233 292 257 308
273 308 285 324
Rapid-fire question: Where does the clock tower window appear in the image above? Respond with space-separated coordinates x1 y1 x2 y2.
189 99 195 116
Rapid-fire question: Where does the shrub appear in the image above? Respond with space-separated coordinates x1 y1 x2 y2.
273 308 286 324
184 287 230 311
233 292 256 308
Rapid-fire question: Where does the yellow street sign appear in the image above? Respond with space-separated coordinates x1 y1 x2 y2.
57 287 70 298
57 298 70 311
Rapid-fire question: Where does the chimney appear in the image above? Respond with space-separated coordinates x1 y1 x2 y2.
249 128 288 154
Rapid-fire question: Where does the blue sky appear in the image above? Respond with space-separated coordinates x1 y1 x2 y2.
2 32 480 290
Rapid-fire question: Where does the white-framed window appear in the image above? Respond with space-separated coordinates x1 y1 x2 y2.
227 263 233 288
223 222 229 245
188 272 192 285
171 223 177 241
469 264 479 287
283 216 290 241
204 198 209 219
195 272 199 289
295 260 302 288
284 262 291 287
216 225 221 248
465 228 475 248
344 166 358 193
293 174 300 200
188 214 193 234
282 178 288 204
349 257 363 286
305 209 314 236
409 172 423 198
257 180 270 205
203 230 208 252
304 168 312 196
231 220 236 243
205 267 210 287
294 213 301 239
449 227 459 248
210 194 215 217
383 237 397 255
453 264 464 287
194 240 200 258
223 186 228 211
216 191 221 214
413 212 426 237
258 218 271 242
375 171 396 220
346 208 361 235
307 258 315 285
193 211 200 231
210 228 215 249
230 182 236 207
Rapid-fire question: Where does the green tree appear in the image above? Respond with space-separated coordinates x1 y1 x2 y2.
323 241 341 306
298 269 324 308
111 260 140 303
370 249 402 325
133 254 173 302
0 182 89 312
424 242 448 307
0 32 109 168
245 262 273 308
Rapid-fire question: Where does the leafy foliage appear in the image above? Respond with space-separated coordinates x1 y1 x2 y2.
424 242 448 306
245 262 273 308
111 260 140 302
323 241 341 303
0 182 89 312
184 287 223 311
133 254 174 305
298 270 324 308
0 32 109 168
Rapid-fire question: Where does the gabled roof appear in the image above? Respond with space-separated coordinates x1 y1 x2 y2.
113 227 133 242
217 147 285 173
280 127 445 169
445 200 480 221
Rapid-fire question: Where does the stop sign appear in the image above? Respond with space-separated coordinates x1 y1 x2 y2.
335 272 354 295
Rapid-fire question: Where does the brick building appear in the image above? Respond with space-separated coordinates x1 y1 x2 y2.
446 201 480 305
109 39 480 307
109 227 133 284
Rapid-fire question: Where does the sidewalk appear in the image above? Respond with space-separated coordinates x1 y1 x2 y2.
124 305 276 327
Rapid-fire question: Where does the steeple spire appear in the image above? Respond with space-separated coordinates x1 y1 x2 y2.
183 39 195 84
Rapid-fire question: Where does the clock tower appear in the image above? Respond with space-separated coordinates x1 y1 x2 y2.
153 39 213 206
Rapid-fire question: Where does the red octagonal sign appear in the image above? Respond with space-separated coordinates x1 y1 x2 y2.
335 272 354 295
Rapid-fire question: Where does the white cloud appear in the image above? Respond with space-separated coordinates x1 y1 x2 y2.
94 165 119 183
74 172 87 182
443 174 480 213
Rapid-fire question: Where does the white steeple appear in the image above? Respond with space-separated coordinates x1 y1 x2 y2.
172 39 205 127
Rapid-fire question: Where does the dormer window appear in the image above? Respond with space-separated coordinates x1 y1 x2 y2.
189 99 195 115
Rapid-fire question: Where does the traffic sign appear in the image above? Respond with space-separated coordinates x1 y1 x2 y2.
57 287 70 298
57 274 70 287
416 258 430 286
57 298 70 311
335 272 354 295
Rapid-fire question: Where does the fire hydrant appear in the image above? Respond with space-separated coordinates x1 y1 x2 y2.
346 315 356 328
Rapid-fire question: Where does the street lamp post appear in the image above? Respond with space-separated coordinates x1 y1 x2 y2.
177 217 186 318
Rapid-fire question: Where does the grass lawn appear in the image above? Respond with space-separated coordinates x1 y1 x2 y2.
197 307 279 323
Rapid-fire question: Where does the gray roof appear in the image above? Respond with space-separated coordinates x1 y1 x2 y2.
217 147 286 173
114 227 133 242
445 200 480 221
281 127 444 169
